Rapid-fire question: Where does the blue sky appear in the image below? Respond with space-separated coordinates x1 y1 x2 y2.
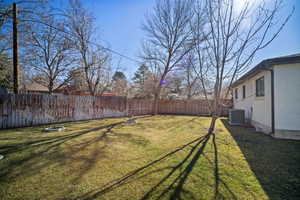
85 0 300 79
54 0 300 79
85 0 156 78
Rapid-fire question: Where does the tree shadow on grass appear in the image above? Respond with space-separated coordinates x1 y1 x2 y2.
0 116 151 184
221 119 300 200
0 115 151 155
140 135 210 200
1 117 271 200
76 119 281 200
76 133 216 200
166 117 206 133
210 133 238 200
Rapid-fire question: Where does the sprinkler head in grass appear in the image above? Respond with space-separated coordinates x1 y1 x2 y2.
125 114 137 124
0 154 4 160
126 115 136 124
126 119 136 124
43 126 65 132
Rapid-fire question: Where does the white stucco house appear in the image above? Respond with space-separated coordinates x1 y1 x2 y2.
232 53 300 140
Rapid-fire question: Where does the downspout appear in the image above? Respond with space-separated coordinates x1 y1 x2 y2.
268 69 275 134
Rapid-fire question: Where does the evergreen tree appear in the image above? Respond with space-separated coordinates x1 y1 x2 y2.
112 71 126 81
132 64 149 87
112 71 127 96
131 64 154 98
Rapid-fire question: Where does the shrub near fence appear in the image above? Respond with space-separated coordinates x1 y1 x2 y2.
0 94 230 129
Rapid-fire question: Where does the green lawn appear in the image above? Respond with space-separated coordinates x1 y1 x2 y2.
0 116 299 200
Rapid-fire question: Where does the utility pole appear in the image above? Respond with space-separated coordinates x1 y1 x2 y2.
13 2 19 94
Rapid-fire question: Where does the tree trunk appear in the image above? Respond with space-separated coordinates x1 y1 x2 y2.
152 86 161 115
207 97 221 134
208 116 218 134
48 81 53 94
187 93 192 100
187 86 192 100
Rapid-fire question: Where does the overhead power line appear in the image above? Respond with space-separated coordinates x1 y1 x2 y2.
20 18 142 63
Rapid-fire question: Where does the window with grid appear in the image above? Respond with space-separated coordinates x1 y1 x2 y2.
256 76 264 97
242 85 246 99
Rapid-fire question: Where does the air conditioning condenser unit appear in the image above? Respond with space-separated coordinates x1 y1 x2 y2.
229 109 245 125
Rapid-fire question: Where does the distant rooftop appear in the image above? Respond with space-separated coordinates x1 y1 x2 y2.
24 82 49 92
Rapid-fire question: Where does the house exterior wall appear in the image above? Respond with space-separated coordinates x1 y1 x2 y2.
233 70 272 134
273 63 300 140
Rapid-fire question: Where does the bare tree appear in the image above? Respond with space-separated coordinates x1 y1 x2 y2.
64 0 112 96
180 53 203 100
0 0 55 91
68 68 87 92
143 59 163 99
23 15 75 94
192 0 294 134
80 48 112 96
141 0 196 114
0 1 12 89
0 1 11 55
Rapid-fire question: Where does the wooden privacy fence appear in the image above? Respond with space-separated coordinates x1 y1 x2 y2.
0 94 127 129
158 100 230 116
127 99 153 116
0 94 230 129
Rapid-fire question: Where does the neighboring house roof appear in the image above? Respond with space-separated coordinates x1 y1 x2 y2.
232 53 300 88
53 85 76 95
24 82 49 92
24 82 64 93
101 93 117 96
51 85 118 96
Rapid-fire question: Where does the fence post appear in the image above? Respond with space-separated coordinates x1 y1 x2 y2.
125 97 129 117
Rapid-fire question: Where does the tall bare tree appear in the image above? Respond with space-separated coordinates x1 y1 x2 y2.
141 0 196 114
24 15 75 94
0 1 12 89
0 1 11 55
0 0 54 91
193 0 294 134
64 0 111 96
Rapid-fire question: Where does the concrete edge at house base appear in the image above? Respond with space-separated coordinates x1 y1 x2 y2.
228 122 244 126
251 120 272 134
273 129 300 140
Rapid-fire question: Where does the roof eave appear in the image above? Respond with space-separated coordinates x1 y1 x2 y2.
231 55 300 88
231 61 270 88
